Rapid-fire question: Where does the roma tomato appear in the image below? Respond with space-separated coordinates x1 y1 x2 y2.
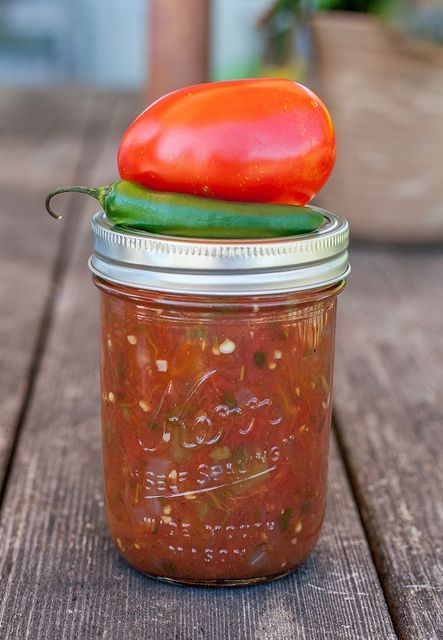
117 79 335 206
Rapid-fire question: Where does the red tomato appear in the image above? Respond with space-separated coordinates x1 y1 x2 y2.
118 79 335 206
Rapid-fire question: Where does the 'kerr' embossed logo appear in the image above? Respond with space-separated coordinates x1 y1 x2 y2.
136 369 284 454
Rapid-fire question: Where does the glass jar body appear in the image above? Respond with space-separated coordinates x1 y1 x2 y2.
95 277 344 586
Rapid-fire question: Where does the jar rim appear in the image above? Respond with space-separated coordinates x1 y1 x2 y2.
89 209 350 295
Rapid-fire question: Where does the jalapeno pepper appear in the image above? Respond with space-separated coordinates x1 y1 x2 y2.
45 180 324 239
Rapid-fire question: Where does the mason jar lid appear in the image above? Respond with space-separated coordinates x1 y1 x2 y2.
89 209 350 296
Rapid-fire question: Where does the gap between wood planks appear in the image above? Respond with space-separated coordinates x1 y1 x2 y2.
332 246 443 640
332 415 402 640
0 94 116 512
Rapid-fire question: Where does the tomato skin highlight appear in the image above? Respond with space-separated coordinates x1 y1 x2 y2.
117 79 336 206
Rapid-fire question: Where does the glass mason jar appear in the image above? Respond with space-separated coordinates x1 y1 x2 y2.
90 210 349 586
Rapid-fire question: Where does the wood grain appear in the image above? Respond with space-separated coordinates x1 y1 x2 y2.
0 88 98 489
0 95 395 639
334 245 443 639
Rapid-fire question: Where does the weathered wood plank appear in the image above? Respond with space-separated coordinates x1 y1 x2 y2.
0 88 103 489
334 245 443 639
0 97 395 638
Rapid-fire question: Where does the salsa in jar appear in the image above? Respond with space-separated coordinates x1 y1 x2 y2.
90 210 349 585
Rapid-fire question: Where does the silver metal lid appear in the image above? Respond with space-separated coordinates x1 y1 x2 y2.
89 209 350 295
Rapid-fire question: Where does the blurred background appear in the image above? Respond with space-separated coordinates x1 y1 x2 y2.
1 0 442 242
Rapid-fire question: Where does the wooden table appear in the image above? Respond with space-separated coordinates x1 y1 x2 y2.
0 90 441 639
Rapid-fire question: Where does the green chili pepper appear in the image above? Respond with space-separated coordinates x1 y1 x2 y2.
45 180 324 239
253 351 267 369
279 508 293 532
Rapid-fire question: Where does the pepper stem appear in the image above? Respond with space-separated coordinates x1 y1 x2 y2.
45 185 111 220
